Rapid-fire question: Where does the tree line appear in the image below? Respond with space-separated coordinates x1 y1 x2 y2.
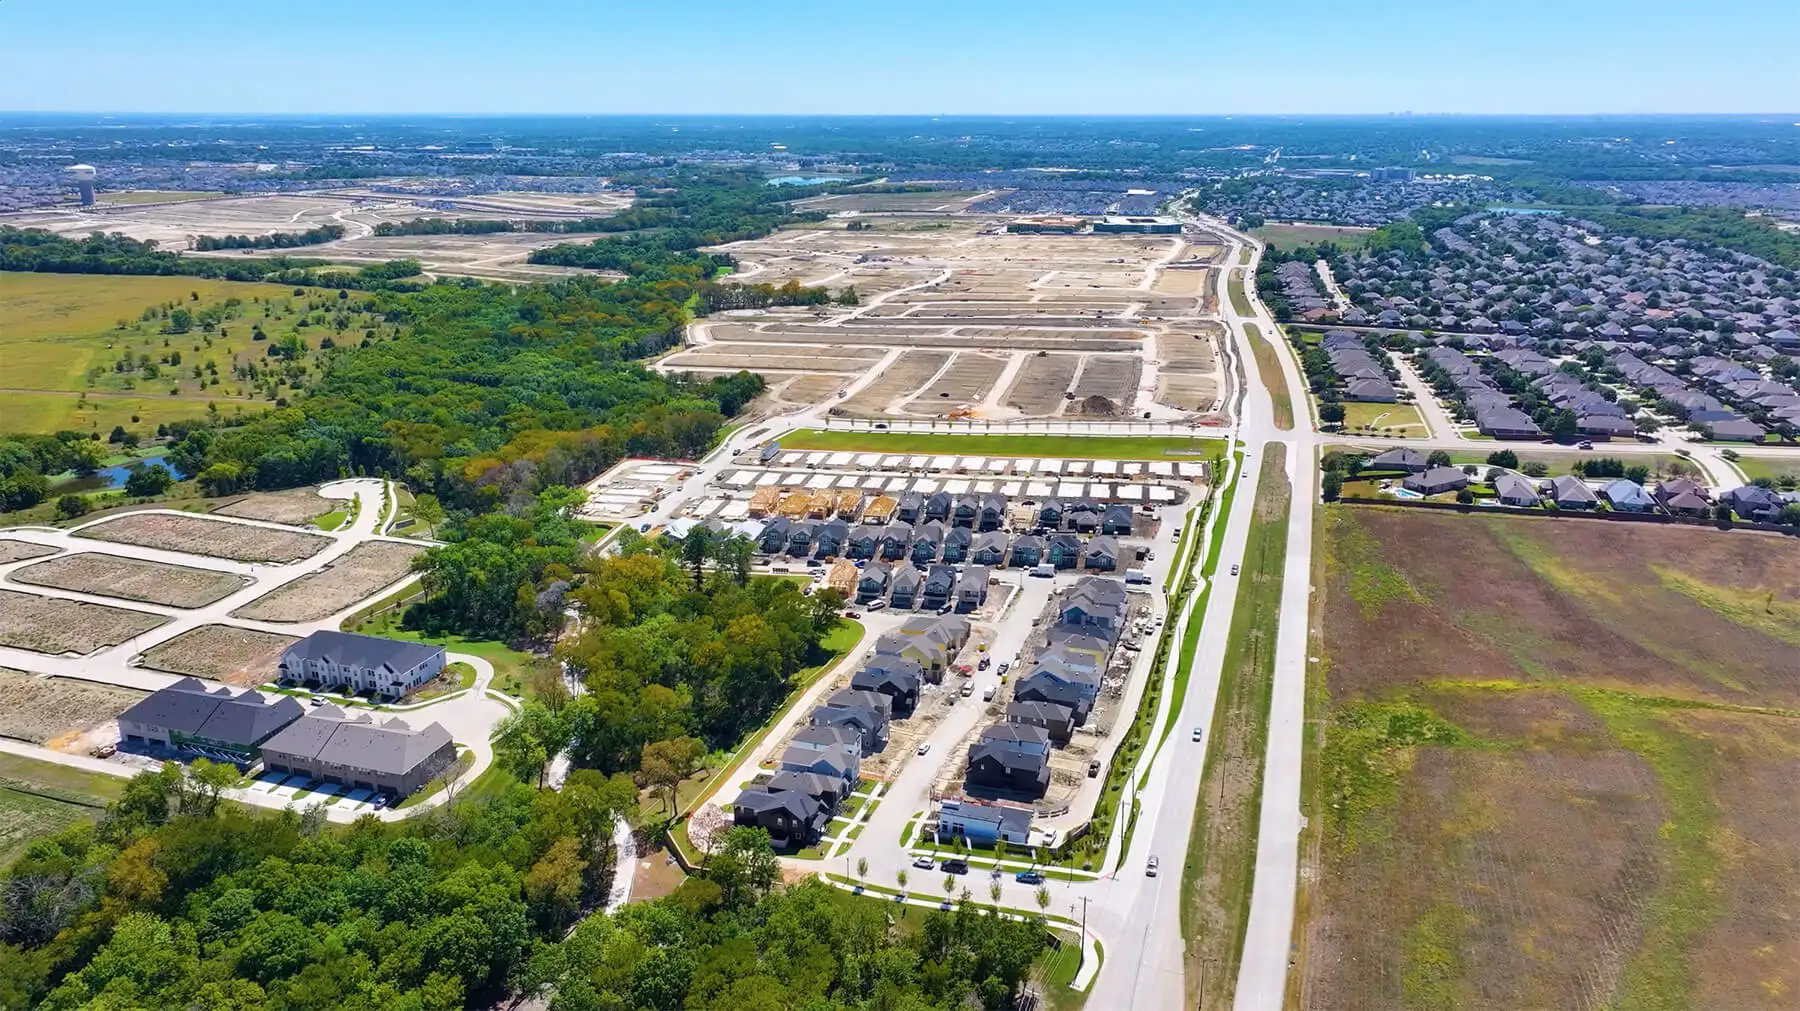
192 225 346 251
0 227 420 290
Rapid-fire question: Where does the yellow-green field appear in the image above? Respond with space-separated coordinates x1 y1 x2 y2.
1336 401 1429 438
1250 222 1376 251
0 273 383 435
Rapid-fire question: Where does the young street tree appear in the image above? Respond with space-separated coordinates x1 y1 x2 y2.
639 735 706 823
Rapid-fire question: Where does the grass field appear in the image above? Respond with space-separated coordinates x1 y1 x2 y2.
350 609 557 698
0 272 384 435
1250 223 1376 251
1229 269 1255 317
778 430 1225 460
1732 453 1800 484
95 190 224 205
1336 401 1428 438
1182 443 1290 1009
1296 506 1800 1010
1245 324 1295 430
0 751 125 866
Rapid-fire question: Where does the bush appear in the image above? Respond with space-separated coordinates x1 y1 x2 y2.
1455 489 1475 505
1485 449 1519 469
56 494 90 519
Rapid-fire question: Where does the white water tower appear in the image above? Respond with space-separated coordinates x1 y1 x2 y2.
67 164 96 206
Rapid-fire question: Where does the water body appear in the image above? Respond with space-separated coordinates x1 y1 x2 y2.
767 175 847 186
1489 206 1565 216
66 455 188 492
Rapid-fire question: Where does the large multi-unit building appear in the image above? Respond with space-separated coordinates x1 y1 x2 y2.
118 678 305 762
278 631 446 700
1093 215 1181 234
259 706 458 797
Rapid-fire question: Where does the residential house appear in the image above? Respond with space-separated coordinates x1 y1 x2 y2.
259 707 457 797
1035 499 1064 528
965 724 1052 798
970 530 1009 566
889 562 923 609
1493 472 1540 508
1599 479 1656 513
826 558 858 596
879 522 913 561
1101 503 1135 535
851 657 923 716
952 493 980 528
1058 577 1129 635
955 566 990 612
923 491 952 523
278 631 446 700
1369 447 1428 473
732 787 828 849
1014 674 1094 725
1722 484 1785 521
921 563 957 610
895 492 924 524
1047 533 1082 569
766 769 848 814
863 495 897 524
1403 467 1471 496
757 517 791 553
1082 536 1120 572
1007 700 1076 746
1008 533 1046 568
118 679 304 762
1547 476 1598 510
813 519 849 559
941 525 972 564
856 560 891 604
934 800 1032 847
1654 479 1711 516
910 521 944 565
783 726 860 786
846 524 881 560
977 494 1008 532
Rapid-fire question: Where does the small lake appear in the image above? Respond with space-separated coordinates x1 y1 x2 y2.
58 455 189 493
1489 206 1564 216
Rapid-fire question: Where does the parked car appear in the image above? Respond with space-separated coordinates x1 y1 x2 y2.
941 859 969 875
996 662 1010 676
913 856 936 870
960 682 974 698
982 687 996 702
1087 759 1101 778
90 743 116 758
1015 869 1044 885
868 600 887 611
978 656 991 670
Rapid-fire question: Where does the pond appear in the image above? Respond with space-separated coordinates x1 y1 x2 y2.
59 455 190 493
767 175 848 186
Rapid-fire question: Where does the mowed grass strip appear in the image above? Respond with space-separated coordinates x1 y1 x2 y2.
1245 323 1295 430
0 751 125 866
1182 442 1291 1009
779 429 1225 460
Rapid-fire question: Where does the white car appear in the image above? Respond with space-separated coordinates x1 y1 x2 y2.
1146 855 1161 877
1191 726 1204 742
916 743 931 756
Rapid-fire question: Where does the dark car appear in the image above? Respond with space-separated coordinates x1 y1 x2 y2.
1015 870 1044 885
941 859 969 875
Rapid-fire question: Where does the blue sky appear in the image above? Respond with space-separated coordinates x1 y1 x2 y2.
3 0 1794 115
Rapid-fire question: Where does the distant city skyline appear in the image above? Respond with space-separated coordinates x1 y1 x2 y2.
1 0 1796 116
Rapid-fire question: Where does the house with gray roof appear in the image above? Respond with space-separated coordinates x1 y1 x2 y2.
970 530 1009 566
941 525 972 564
784 726 860 785
279 630 446 700
856 560 891 603
1548 476 1598 510
1493 472 1540 508
259 707 456 797
889 562 923 608
1403 467 1471 496
955 566 990 612
934 799 1032 847
966 725 1051 798
1599 479 1655 513
119 678 305 762
851 656 923 715
1722 484 1785 521
1007 700 1076 746
1082 536 1120 572
1368 447 1428 473
921 563 957 610
811 689 891 754
733 786 828 849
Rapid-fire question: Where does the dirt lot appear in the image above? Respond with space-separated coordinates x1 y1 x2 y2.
10 551 248 608
231 540 423 622
0 588 166 654
0 540 58 565
214 488 333 526
0 668 143 746
1299 506 1800 1010
903 352 1008 415
77 513 330 562
137 624 298 685
1004 354 1081 414
840 350 950 416
1070 355 1143 413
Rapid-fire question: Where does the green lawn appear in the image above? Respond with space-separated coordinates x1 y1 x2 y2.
1250 222 1375 252
1229 270 1256 317
1245 323 1295 430
1336 401 1428 438
349 609 554 698
778 430 1225 461
1732 454 1800 484
0 752 125 866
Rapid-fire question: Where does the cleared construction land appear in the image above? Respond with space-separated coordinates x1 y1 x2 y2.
0 588 166 654
77 513 330 562
231 540 423 622
214 488 335 526
137 624 299 685
1298 507 1800 1011
10 552 247 608
0 668 143 746
0 540 59 564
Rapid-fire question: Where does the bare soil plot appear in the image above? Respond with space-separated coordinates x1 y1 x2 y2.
1299 506 1800 1010
839 351 950 417
1004 354 1081 415
0 540 58 565
663 350 870 373
214 488 333 526
137 624 299 685
77 513 330 562
10 552 247 608
1070 355 1143 413
770 374 848 407
232 540 423 622
902 352 1008 415
0 668 144 746
0 589 165 654
1152 267 1209 296
1154 374 1219 412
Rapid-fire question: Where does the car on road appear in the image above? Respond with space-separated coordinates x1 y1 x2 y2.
941 859 969 875
959 682 973 698
1578 440 1594 450
978 656 990 670
308 696 326 707
996 662 1009 676
917 743 931 756
1191 726 1204 742
1087 759 1101 778
868 600 887 611
1015 870 1044 884
845 610 860 619
982 687 996 702
1230 564 1240 576
913 856 936 870
1146 855 1160 877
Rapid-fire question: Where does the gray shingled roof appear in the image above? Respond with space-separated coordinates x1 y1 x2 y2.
284 630 443 674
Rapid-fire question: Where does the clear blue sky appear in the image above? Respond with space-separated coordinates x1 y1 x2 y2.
3 0 1794 115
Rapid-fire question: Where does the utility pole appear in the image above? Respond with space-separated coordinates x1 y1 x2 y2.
1073 895 1090 969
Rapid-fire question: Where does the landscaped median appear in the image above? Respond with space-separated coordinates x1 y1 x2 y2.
1181 442 1292 1009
